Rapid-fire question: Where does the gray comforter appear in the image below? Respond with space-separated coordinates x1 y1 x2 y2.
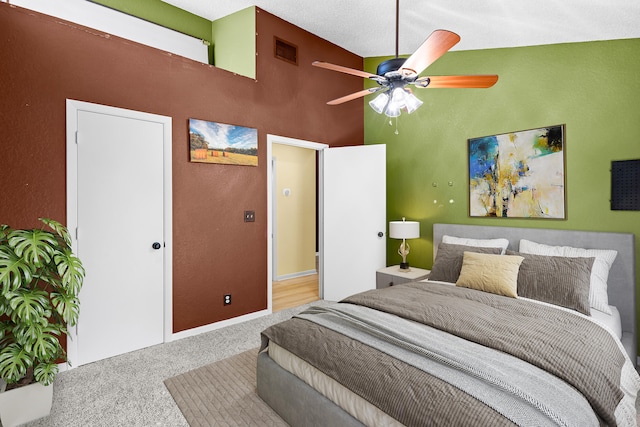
261 282 639 426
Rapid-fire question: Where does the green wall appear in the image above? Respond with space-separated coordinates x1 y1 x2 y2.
365 38 640 267
211 7 256 79
365 38 640 347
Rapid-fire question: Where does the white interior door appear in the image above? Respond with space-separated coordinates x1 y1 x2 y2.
321 144 386 301
71 105 167 365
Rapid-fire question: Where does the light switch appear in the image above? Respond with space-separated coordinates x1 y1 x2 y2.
244 210 255 222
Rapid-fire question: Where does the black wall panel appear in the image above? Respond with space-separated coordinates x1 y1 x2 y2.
611 159 640 210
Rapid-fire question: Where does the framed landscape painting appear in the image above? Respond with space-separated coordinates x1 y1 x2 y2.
468 124 566 219
189 118 258 166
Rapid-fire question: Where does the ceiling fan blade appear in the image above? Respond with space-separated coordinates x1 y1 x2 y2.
313 61 380 80
399 30 461 76
327 88 384 105
417 75 499 88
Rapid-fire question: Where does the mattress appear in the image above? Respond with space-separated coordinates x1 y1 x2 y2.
267 342 400 426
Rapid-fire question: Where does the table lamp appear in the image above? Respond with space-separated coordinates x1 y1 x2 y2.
389 218 420 271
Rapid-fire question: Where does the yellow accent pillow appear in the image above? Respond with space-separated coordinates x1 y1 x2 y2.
456 251 524 298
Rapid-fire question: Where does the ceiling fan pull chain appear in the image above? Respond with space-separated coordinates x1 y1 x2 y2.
388 117 400 134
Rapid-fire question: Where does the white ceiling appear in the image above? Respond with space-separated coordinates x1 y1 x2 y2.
162 0 640 57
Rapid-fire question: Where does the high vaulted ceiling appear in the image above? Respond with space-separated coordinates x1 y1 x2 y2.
162 0 640 57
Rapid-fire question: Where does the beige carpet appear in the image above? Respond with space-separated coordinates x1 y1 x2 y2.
164 349 286 426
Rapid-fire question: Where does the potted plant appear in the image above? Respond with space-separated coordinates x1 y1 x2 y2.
0 218 84 427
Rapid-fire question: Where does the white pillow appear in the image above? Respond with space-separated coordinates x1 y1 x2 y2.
518 239 617 314
443 235 509 254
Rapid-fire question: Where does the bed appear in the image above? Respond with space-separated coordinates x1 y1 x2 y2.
257 223 639 426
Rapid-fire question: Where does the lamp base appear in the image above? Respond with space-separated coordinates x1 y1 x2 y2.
399 262 410 272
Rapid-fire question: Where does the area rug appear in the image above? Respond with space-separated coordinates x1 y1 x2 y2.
164 349 287 426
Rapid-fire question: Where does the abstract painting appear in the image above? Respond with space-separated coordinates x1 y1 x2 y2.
189 118 258 166
468 125 565 219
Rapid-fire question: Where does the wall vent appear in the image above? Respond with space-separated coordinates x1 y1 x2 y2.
274 37 298 65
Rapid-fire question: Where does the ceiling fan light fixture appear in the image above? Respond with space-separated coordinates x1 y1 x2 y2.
404 91 423 114
385 104 402 117
390 87 408 109
384 96 402 117
369 92 390 114
369 87 423 117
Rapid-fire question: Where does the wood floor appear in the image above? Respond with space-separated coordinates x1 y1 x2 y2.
272 272 319 312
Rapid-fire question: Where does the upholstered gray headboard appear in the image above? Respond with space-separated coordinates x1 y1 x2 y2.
433 223 637 363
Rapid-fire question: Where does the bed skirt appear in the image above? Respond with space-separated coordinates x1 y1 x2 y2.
256 350 364 426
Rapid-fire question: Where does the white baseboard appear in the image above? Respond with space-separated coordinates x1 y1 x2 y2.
169 308 272 342
58 309 271 371
275 269 317 281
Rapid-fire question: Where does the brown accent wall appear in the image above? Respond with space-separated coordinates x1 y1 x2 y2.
0 4 364 333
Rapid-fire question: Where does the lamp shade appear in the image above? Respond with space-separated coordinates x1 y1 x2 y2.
369 92 389 114
404 92 423 114
389 220 420 239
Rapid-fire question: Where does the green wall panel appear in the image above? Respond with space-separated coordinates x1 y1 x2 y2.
211 7 256 79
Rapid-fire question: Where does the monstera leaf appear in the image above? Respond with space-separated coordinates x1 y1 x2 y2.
40 217 72 247
0 246 34 292
8 229 57 267
50 290 80 326
26 325 61 360
54 249 85 294
33 361 59 386
0 343 31 384
7 288 50 324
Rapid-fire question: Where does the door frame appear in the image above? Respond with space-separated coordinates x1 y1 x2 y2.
267 134 328 311
65 99 173 367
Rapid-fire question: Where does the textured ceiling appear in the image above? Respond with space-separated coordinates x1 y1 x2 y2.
161 0 640 58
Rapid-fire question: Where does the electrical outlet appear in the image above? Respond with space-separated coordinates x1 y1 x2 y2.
244 210 255 222
223 294 231 305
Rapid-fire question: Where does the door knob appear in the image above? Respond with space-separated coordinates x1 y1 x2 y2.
152 242 162 250
377 232 384 237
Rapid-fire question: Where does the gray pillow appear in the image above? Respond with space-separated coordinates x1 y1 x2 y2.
428 243 502 283
506 250 594 315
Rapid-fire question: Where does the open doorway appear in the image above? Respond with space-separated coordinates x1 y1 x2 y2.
267 136 387 311
272 144 318 311
267 135 328 312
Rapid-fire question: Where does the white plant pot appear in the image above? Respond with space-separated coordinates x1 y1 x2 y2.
0 380 53 427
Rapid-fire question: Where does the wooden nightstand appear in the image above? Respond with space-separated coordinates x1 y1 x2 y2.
376 266 431 289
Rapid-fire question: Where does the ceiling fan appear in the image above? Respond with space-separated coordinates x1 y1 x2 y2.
312 0 498 117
